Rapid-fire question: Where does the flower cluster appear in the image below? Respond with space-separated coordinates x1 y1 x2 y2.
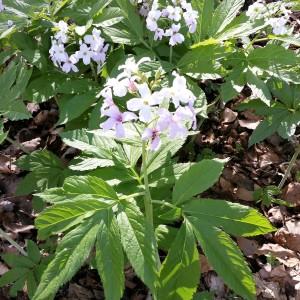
49 21 109 73
145 0 198 46
0 0 4 12
99 57 197 151
246 0 291 35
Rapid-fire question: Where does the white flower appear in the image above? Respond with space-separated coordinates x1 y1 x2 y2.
269 16 289 35
62 54 79 73
7 20 14 28
246 1 267 20
166 5 182 22
118 56 151 78
169 71 196 107
105 76 130 98
75 43 93 65
55 20 69 43
127 83 160 122
165 23 185 46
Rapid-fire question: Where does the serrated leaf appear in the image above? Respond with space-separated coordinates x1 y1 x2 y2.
116 200 158 293
247 69 272 106
189 217 256 300
35 199 113 239
184 199 274 236
33 217 101 300
27 240 41 264
146 138 185 175
158 221 200 300
210 0 245 35
173 159 225 205
0 268 28 287
96 211 125 300
2 253 35 269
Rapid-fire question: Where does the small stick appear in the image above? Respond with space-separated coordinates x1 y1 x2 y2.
0 228 27 256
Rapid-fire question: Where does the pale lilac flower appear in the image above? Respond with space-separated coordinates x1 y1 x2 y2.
76 43 93 65
154 28 165 41
84 28 105 51
166 5 182 22
142 127 161 151
55 21 69 43
140 2 150 17
127 83 160 122
157 108 188 139
50 43 68 63
0 0 4 12
100 88 115 115
92 44 109 64
146 9 161 31
183 9 198 33
165 24 185 46
101 106 137 138
62 54 79 73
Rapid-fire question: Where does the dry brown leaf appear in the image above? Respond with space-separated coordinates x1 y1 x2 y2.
234 187 254 201
21 137 41 152
283 182 300 207
222 108 237 123
200 254 212 273
238 119 260 130
237 237 259 257
256 243 298 259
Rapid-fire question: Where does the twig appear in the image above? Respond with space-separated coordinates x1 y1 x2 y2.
278 145 300 189
0 228 27 256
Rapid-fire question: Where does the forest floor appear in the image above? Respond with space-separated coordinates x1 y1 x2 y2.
1 1 300 300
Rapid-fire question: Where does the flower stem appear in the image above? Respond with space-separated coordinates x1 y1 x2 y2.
169 46 173 64
90 62 98 82
142 142 153 225
0 228 27 256
278 144 300 189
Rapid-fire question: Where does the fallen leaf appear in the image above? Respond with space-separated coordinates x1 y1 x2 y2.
237 237 259 257
283 182 300 206
21 137 41 152
222 108 238 123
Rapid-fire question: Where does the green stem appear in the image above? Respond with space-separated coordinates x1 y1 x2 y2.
152 200 178 210
142 142 153 225
169 46 173 64
0 228 27 256
278 145 300 189
90 62 98 82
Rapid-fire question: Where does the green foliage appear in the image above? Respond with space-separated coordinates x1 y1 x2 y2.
0 0 298 299
0 241 46 299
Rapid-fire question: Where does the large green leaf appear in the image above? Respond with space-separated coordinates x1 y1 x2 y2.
247 69 272 106
172 159 225 205
158 222 200 300
33 216 101 300
248 44 298 70
210 0 245 35
192 0 214 41
189 217 256 300
146 138 185 175
35 199 113 239
116 200 158 293
96 211 125 300
183 199 274 236
16 150 68 195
